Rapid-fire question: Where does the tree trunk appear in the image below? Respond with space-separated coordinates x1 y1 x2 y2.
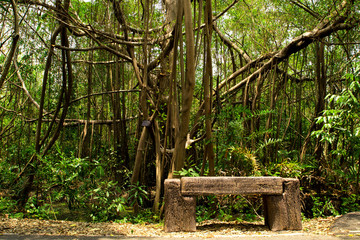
153 120 162 213
19 0 74 205
79 45 93 159
172 0 196 176
313 41 326 166
300 42 326 162
265 69 277 164
251 72 266 151
203 0 215 176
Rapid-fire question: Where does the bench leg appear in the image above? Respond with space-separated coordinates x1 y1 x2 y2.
263 178 302 231
164 179 196 232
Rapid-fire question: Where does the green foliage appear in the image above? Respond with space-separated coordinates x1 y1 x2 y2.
214 103 281 173
127 182 149 207
340 194 359 214
0 197 23 218
25 197 57 220
88 181 126 222
118 208 160 224
313 73 360 149
264 159 305 178
214 104 252 175
225 146 258 176
3 145 134 221
0 160 18 190
255 138 282 160
195 195 261 223
196 205 217 222
231 196 261 222
1 0 359 224
174 167 200 177
0 196 57 220
311 69 360 192
311 196 339 218
215 104 247 145
196 195 218 222
37 147 96 209
0 140 163 223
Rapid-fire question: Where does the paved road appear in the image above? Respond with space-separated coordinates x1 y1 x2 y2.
0 234 359 240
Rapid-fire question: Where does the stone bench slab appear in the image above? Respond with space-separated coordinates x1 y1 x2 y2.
164 177 302 232
181 176 283 196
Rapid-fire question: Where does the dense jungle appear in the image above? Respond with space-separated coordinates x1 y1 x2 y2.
1 0 360 223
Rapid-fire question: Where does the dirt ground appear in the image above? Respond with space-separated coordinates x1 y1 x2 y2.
0 216 339 238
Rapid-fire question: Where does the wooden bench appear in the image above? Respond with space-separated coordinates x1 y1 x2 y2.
164 176 302 232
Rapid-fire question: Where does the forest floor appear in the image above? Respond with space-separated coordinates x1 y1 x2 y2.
0 216 341 238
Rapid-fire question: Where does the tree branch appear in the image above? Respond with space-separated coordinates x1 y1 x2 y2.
0 0 19 89
221 1 358 98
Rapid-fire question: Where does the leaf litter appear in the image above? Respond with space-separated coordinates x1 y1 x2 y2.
0 216 338 237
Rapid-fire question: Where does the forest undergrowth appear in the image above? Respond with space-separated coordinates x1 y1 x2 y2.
1 0 360 228
1 149 359 224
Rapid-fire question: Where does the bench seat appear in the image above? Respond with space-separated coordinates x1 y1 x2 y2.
181 176 283 196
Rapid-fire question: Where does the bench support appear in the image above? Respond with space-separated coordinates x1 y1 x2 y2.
263 178 302 230
164 179 196 232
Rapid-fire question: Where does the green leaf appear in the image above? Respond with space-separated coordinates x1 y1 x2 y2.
348 91 358 104
36 23 41 32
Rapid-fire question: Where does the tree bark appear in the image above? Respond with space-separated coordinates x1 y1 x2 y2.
300 41 326 162
221 4 357 98
18 0 74 206
166 0 183 179
313 41 326 164
153 120 162 213
79 43 93 159
264 69 278 164
172 0 196 175
131 126 149 184
202 0 215 176
0 0 19 89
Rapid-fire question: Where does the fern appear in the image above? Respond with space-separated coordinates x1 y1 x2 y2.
255 138 282 155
